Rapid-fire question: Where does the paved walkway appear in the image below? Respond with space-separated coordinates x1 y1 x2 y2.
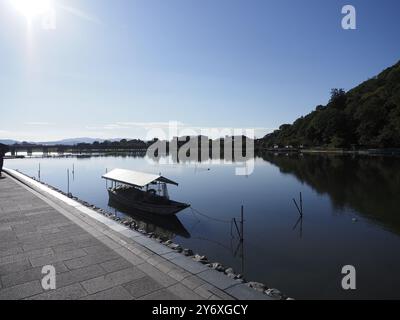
0 170 269 300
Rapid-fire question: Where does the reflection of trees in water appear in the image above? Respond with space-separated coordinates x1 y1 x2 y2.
258 152 400 235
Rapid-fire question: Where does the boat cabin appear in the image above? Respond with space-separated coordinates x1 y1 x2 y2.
102 169 189 215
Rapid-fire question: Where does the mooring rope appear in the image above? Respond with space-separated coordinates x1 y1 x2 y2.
190 207 232 224
191 236 233 251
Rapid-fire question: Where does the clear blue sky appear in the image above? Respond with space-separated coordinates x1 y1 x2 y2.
1 0 399 141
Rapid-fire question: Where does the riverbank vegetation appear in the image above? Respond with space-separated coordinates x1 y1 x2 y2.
260 61 400 149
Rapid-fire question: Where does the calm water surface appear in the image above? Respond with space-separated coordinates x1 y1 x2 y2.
6 153 400 299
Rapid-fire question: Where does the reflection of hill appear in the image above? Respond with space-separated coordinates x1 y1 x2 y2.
108 199 190 240
258 152 400 234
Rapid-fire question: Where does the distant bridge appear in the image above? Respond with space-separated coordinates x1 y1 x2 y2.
8 145 148 156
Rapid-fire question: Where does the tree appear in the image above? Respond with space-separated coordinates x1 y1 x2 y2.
329 88 347 109
279 124 292 131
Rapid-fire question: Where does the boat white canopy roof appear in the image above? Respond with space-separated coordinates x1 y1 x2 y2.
102 168 178 188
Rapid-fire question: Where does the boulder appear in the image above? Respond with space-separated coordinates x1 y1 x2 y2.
169 244 183 252
182 249 194 256
246 282 267 292
208 263 225 272
265 288 284 299
225 268 235 275
193 254 209 264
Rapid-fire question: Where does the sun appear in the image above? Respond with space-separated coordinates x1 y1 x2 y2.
11 0 53 20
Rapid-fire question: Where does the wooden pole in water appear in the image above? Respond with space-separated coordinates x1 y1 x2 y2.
233 218 240 238
300 192 303 217
67 169 70 195
293 193 303 218
38 163 41 181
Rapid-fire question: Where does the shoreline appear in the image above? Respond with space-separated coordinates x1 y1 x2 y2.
258 148 400 156
5 147 400 161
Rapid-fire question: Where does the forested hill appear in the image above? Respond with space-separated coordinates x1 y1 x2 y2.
261 61 400 148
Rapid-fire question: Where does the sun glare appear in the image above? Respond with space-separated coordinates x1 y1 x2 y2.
11 0 52 20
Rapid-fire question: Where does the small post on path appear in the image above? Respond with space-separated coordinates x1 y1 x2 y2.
240 205 245 275
240 205 244 243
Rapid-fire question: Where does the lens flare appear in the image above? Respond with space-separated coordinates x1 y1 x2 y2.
11 0 52 20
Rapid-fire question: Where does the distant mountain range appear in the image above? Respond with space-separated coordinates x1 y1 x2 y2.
0 139 19 145
0 138 124 146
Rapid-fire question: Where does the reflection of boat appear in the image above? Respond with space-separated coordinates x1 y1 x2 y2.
102 169 190 216
108 198 191 239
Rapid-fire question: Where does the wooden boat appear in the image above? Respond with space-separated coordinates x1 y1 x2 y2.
102 169 190 216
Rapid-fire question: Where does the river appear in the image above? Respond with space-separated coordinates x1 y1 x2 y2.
5 152 400 299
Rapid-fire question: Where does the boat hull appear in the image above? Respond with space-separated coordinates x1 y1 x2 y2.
107 189 190 216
